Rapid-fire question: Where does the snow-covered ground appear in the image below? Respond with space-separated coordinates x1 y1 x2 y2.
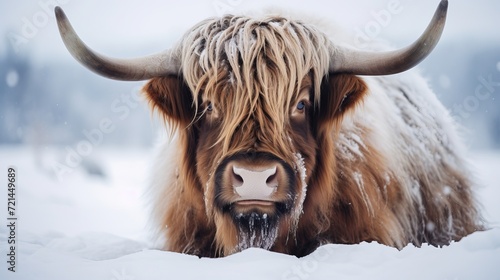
0 146 499 280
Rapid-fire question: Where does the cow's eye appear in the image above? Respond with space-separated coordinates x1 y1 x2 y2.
296 101 306 111
292 98 309 117
203 101 219 119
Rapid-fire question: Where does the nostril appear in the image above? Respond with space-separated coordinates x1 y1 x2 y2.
231 166 244 187
266 168 278 188
266 171 276 184
234 173 244 184
234 174 243 184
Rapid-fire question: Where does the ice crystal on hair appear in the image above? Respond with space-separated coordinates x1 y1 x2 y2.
293 153 308 223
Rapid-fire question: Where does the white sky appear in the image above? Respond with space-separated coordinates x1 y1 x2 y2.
1 0 499 63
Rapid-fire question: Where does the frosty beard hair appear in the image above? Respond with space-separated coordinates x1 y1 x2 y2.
231 203 289 251
231 209 280 251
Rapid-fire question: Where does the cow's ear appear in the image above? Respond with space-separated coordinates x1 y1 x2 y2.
143 75 194 126
317 74 368 124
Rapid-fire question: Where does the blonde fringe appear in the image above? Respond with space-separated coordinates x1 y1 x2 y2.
179 15 330 157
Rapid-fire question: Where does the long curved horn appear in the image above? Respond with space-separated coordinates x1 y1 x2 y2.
54 7 180 81
330 0 448 75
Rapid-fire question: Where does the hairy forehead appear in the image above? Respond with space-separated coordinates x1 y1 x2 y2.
180 14 330 104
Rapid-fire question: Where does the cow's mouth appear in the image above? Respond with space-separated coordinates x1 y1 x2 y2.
235 200 274 207
227 200 292 215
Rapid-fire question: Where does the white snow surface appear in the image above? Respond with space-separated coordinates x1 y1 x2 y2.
0 146 499 280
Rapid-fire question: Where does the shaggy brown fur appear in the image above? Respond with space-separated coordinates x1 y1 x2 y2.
144 14 484 257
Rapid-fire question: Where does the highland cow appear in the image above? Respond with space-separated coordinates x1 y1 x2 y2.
55 0 483 257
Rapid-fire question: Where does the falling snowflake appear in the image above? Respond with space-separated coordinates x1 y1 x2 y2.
6 70 19 88
442 186 452 196
438 74 451 89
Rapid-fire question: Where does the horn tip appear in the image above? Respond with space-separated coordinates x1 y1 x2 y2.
54 6 65 20
54 6 62 14
440 0 448 10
